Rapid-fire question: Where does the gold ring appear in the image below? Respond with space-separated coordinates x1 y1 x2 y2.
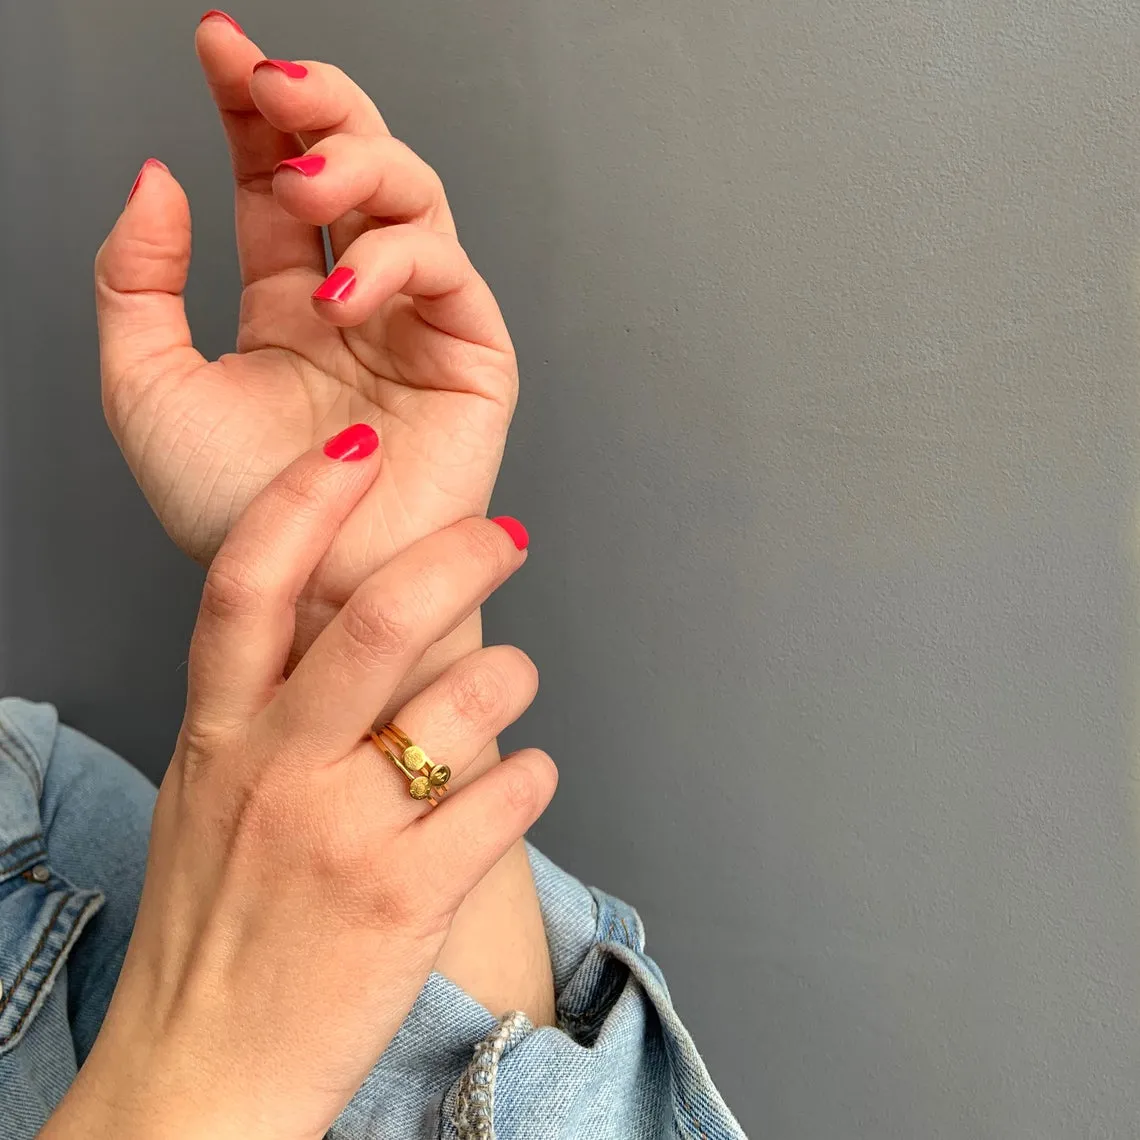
371 723 451 807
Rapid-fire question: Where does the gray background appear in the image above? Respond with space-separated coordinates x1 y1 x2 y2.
2 1 1140 1135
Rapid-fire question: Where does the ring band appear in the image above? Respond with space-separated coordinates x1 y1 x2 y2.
371 723 451 807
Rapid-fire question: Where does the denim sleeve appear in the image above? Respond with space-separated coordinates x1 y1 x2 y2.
0 697 155 1138
0 698 743 1140
333 846 747 1140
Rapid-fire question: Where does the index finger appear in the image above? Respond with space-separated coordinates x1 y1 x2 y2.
195 11 327 286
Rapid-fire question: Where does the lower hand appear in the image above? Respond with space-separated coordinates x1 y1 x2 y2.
44 427 556 1140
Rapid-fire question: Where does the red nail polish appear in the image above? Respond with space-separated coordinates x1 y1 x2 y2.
275 154 326 177
198 9 245 35
312 267 356 303
324 423 379 461
253 59 308 79
127 158 168 205
492 516 529 551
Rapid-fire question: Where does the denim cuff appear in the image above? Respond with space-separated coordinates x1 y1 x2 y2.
331 845 745 1140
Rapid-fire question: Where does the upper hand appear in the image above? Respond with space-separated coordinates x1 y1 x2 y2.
95 14 517 619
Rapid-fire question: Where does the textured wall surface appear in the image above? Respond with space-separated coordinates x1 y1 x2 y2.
3 1 1140 1135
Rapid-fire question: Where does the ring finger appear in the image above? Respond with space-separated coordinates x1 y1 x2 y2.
342 644 539 821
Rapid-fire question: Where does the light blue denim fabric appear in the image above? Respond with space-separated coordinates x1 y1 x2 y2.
0 697 746 1138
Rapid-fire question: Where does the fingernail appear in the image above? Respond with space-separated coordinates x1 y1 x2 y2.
127 158 168 205
198 9 245 35
312 266 356 303
324 423 379 461
492 516 529 551
275 154 326 178
253 59 308 79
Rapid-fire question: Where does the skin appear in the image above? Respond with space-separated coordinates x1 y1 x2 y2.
41 437 559 1140
94 14 554 1023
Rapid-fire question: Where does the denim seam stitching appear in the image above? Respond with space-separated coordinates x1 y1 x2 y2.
0 891 70 1022
678 1093 710 1140
0 888 101 1049
0 835 40 861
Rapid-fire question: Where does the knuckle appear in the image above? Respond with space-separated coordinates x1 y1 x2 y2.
271 462 327 516
503 765 540 815
392 137 445 194
461 520 511 577
508 648 540 695
435 230 469 268
424 166 446 202
451 661 511 727
414 156 447 202
200 551 266 623
176 716 229 769
339 591 419 665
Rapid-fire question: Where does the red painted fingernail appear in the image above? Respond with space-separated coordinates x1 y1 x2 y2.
127 158 168 205
323 423 379 461
275 154 326 178
253 59 308 79
198 9 245 35
492 516 529 551
312 266 356 303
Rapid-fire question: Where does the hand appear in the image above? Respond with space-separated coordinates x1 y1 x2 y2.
95 13 555 1023
43 427 556 1140
95 13 516 649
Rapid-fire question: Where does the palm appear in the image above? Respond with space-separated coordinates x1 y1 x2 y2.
123 275 512 606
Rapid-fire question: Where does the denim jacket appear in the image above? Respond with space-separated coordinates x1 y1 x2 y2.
0 697 745 1138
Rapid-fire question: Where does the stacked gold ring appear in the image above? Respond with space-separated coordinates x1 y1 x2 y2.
371 723 451 807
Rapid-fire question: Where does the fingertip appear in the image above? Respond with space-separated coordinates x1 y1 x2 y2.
99 160 192 295
198 9 246 36
253 58 309 80
312 266 357 305
275 154 327 178
491 516 529 551
323 422 380 462
125 158 169 206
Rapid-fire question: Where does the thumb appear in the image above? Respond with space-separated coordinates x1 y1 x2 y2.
94 159 205 437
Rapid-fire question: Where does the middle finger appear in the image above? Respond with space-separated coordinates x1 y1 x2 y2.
269 516 529 761
273 133 450 231
249 58 457 254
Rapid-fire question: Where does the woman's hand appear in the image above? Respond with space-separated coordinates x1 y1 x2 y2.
95 13 516 654
94 14 555 1025
43 427 556 1140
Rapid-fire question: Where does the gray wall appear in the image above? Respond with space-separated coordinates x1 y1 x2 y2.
3 1 1140 1135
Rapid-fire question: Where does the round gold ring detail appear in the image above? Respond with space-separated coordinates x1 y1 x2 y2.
370 723 451 807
